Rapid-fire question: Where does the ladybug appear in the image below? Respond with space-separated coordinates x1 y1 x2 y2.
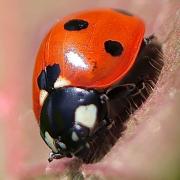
33 9 163 163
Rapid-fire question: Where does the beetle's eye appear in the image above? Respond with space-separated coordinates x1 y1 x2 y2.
72 125 90 141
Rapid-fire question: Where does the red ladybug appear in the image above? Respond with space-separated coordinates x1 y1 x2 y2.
33 9 163 163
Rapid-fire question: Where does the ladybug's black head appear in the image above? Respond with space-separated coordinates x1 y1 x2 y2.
40 87 107 159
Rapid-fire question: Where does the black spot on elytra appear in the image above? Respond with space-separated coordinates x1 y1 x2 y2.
64 19 88 31
113 9 133 16
37 64 60 91
104 40 123 56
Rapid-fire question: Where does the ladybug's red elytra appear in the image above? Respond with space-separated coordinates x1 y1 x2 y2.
33 9 163 163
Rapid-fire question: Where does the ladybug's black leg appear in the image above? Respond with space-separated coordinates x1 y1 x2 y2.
48 150 73 162
48 152 65 162
129 82 146 97
139 34 156 50
106 83 136 99
144 34 156 44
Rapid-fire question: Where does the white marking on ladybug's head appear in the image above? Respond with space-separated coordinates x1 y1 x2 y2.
65 51 88 69
72 131 79 142
75 104 97 129
44 131 58 153
39 90 48 106
54 77 71 88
